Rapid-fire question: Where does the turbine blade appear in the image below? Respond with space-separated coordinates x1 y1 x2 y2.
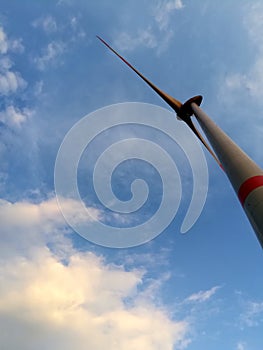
97 36 222 167
187 118 222 167
97 35 183 114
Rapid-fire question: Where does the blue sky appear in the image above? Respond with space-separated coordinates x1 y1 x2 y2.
0 1 263 349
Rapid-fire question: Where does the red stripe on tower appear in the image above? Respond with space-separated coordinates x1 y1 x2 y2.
238 175 263 207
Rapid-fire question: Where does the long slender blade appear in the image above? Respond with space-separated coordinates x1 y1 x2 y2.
97 35 182 113
97 36 222 167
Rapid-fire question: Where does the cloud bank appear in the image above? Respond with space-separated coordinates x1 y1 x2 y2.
0 196 190 350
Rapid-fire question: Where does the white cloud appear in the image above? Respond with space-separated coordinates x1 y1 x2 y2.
222 2 263 101
0 196 101 260
240 300 263 327
0 194 190 350
34 41 65 70
113 1 184 53
32 15 57 34
0 196 99 233
186 286 221 303
0 27 26 95
114 29 158 52
0 70 26 95
154 0 184 30
0 106 32 127
0 27 8 54
8 38 24 53
0 26 24 54
0 247 189 350
237 342 246 350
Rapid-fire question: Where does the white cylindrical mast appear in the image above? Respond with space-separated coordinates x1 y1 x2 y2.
98 36 263 249
191 103 263 248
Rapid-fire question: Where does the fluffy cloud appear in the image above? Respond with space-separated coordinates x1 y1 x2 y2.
0 71 26 95
0 195 190 350
0 248 189 350
0 105 32 127
0 196 101 257
0 26 24 54
0 27 26 96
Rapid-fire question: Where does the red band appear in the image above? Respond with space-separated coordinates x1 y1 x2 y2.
238 175 263 206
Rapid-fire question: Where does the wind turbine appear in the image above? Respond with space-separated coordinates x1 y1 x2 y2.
97 36 263 249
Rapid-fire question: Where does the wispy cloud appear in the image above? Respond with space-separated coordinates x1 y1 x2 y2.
32 15 58 34
240 300 263 327
186 286 221 303
34 41 66 70
113 1 184 53
114 29 158 52
154 0 184 30
222 2 263 101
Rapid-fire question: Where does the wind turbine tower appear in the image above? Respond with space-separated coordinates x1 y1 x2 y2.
97 36 263 249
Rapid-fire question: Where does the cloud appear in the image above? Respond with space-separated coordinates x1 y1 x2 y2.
0 247 189 350
0 26 24 54
240 300 263 327
34 41 65 70
0 70 26 95
0 106 32 127
237 342 246 350
114 29 158 52
222 2 263 101
0 196 101 259
0 27 8 54
154 0 184 30
186 286 221 303
113 1 184 53
0 194 190 350
32 15 58 34
0 28 26 95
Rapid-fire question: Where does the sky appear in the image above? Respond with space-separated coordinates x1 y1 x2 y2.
0 1 263 349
